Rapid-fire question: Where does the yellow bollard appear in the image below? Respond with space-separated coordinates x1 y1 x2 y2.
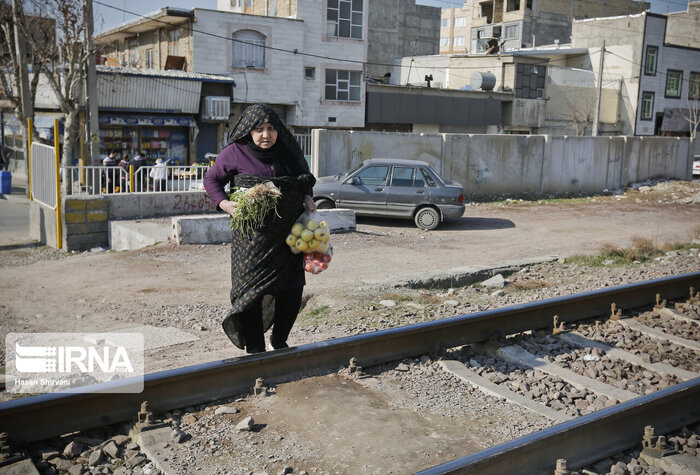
129 164 134 192
27 118 33 200
54 119 62 249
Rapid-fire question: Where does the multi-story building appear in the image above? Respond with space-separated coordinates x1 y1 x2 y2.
439 6 472 54
439 0 649 55
217 0 440 81
95 2 369 152
571 7 700 136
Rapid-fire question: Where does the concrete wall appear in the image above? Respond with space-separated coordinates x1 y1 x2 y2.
106 191 215 220
29 201 57 248
312 130 692 195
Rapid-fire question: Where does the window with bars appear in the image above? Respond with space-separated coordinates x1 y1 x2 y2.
665 70 682 98
145 49 153 69
440 37 449 47
641 91 654 120
232 30 266 68
128 40 138 67
690 72 700 100
454 17 466 27
441 18 450 27
644 45 657 75
327 0 363 39
454 36 465 46
325 69 362 101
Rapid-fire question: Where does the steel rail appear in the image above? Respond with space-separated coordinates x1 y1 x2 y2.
1 271 698 444
416 377 700 475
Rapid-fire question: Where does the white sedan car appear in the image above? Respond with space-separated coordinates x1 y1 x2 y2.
693 158 700 177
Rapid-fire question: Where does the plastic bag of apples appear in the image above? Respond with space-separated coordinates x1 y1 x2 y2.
285 211 332 274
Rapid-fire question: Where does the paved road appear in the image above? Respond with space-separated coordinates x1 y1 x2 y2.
0 183 31 247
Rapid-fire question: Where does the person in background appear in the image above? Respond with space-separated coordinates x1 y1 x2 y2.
204 103 316 354
102 151 117 193
149 158 167 191
118 152 130 192
131 151 145 191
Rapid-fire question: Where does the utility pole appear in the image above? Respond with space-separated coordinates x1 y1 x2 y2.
592 40 605 137
12 0 33 194
84 0 100 165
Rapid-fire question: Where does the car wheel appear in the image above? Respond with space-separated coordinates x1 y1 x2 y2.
315 198 335 210
414 207 440 230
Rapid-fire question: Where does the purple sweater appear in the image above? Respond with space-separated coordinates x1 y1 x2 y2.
204 143 276 210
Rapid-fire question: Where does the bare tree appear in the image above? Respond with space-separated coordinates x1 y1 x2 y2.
16 0 89 186
0 1 45 153
680 96 699 141
564 92 595 136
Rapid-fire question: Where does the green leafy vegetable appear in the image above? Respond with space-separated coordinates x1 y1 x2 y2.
228 181 282 236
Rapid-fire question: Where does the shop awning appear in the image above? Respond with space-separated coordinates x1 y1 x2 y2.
660 108 691 133
98 115 196 127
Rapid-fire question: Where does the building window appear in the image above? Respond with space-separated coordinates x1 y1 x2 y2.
128 39 138 67
454 17 466 27
665 70 682 98
304 67 315 80
504 24 519 39
441 18 450 28
506 0 520 11
644 45 657 75
516 63 546 99
439 37 449 47
327 0 363 39
232 30 266 68
169 30 180 56
453 36 465 46
145 49 153 69
325 69 361 101
641 91 654 120
690 72 700 100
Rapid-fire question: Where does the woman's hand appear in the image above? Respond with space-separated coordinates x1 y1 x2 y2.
303 195 316 212
219 199 238 216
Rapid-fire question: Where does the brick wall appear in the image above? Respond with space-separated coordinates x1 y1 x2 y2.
63 196 109 251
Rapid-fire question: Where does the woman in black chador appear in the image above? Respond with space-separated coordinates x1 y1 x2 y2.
204 104 316 353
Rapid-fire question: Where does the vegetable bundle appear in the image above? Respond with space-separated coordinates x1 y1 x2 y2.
227 181 281 236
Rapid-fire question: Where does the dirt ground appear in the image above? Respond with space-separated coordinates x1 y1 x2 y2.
1 180 699 474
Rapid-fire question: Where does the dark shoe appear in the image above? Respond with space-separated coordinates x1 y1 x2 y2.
246 346 266 354
267 340 289 351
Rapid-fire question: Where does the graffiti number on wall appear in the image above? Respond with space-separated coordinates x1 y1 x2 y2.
174 194 213 212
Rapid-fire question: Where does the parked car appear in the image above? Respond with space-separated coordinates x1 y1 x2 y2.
312 158 465 230
693 158 700 177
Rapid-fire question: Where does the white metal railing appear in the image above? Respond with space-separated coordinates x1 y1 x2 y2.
30 143 57 207
64 164 212 196
295 133 311 156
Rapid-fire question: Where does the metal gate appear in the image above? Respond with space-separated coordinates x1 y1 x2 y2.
30 143 57 208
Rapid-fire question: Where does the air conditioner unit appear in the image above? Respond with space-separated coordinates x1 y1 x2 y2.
201 96 230 121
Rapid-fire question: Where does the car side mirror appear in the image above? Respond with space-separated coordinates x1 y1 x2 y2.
347 177 360 185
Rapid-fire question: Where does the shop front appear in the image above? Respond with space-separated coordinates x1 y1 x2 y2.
98 114 196 165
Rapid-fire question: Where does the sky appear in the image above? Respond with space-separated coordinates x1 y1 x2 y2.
93 0 690 34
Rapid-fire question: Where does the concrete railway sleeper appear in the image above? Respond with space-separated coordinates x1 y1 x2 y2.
0 272 699 474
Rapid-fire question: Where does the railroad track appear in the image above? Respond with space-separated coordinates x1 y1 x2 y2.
1 271 699 474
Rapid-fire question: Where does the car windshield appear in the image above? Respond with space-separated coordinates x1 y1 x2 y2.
337 163 365 179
